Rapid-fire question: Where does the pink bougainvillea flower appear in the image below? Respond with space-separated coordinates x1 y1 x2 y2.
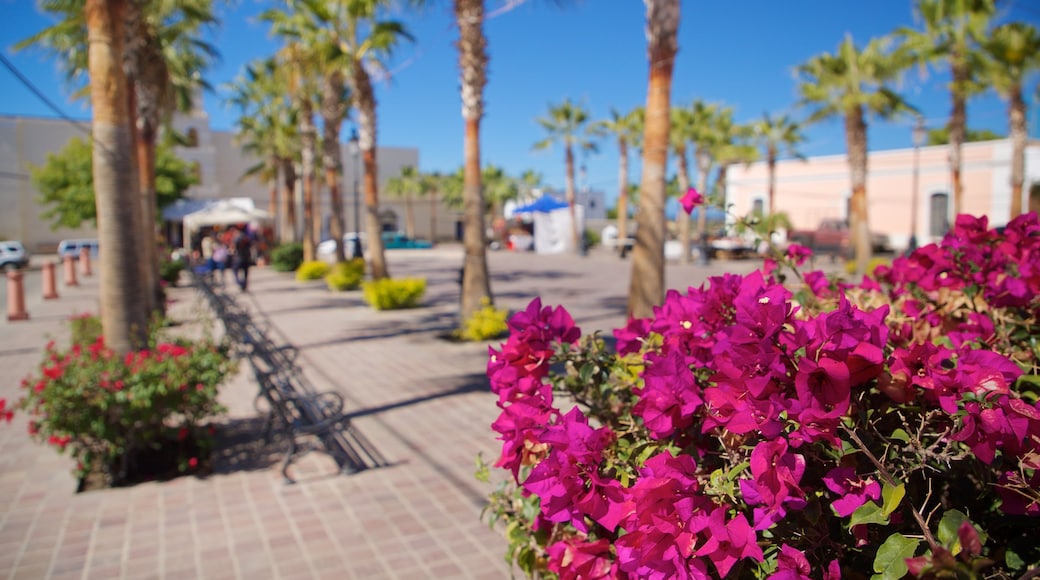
693 507 763 577
614 316 651 356
785 243 813 267
546 537 617 580
739 438 807 529
0 398 12 423
822 467 881 517
768 544 811 580
633 350 703 439
680 187 705 215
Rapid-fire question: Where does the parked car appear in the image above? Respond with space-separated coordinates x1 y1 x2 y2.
381 232 433 249
0 240 30 271
316 233 365 262
788 218 889 259
57 238 100 260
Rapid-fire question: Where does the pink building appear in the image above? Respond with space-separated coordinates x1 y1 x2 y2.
726 139 1040 251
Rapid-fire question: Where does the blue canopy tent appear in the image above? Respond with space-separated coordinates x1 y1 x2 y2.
513 194 569 214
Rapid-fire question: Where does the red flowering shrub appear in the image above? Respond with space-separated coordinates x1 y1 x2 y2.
14 315 237 484
480 213 1040 578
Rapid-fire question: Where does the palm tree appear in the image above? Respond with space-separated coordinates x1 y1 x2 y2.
453 0 493 324
85 0 149 353
898 0 995 215
669 105 698 263
797 34 913 276
423 170 443 242
594 107 643 254
754 112 806 215
628 0 680 318
227 59 297 244
980 22 1040 219
385 166 423 239
19 0 218 314
690 101 724 265
532 98 600 253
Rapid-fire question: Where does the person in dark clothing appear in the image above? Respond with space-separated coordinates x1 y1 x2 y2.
230 227 254 291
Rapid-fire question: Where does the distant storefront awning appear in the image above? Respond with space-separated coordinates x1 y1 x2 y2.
162 197 260 221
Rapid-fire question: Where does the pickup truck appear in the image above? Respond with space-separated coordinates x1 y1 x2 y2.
788 218 889 259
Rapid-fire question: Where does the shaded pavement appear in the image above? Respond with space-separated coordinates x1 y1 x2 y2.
0 245 777 579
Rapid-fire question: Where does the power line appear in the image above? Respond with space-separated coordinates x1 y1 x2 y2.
0 53 92 140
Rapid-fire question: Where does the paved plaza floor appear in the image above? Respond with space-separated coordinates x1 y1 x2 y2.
0 245 773 579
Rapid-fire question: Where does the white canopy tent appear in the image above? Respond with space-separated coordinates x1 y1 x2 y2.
176 199 272 249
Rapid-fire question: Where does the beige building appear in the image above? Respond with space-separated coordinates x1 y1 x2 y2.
726 139 1040 251
1 110 462 253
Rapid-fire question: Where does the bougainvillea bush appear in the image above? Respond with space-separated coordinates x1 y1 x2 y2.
10 315 237 485
480 212 1040 579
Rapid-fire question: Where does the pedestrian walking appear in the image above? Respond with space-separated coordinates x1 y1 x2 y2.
230 227 254 292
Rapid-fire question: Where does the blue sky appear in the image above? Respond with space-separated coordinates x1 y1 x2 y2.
2 1 1039 208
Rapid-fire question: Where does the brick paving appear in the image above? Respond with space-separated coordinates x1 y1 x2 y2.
0 245 776 579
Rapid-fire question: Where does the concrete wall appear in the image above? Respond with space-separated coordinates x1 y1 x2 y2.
726 139 1040 251
0 114 448 253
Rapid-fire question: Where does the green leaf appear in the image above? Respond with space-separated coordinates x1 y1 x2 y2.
937 510 987 555
1005 548 1024 570
881 482 905 517
849 501 889 527
889 428 910 443
872 533 921 580
937 509 968 547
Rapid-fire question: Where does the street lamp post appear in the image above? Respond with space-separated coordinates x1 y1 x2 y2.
909 116 926 253
348 129 362 259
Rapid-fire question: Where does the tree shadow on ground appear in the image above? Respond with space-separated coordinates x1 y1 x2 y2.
343 373 490 420
292 309 460 348
490 269 581 283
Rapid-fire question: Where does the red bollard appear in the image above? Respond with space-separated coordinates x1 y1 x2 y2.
42 262 59 300
6 270 29 321
63 255 79 287
79 246 93 277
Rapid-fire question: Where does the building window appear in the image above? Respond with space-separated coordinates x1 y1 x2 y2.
929 192 950 237
186 128 199 148
752 198 765 216
379 209 398 232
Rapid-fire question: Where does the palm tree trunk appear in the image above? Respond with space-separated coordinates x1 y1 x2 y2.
767 145 777 213
564 145 580 252
429 189 437 243
404 195 416 239
676 146 691 263
267 157 279 242
281 158 298 244
456 0 492 323
86 0 149 353
1009 86 1027 219
135 124 161 314
845 106 871 276
616 138 630 249
628 0 679 319
695 151 711 260
354 63 388 280
950 58 968 216
299 105 317 263
323 127 347 264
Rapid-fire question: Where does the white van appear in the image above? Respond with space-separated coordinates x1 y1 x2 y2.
57 239 99 260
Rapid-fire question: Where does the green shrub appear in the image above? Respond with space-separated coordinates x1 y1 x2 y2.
69 312 103 346
271 243 304 272
159 257 185 285
325 258 365 291
362 277 426 310
844 255 891 276
584 228 601 248
295 260 331 281
457 299 509 341
14 317 236 484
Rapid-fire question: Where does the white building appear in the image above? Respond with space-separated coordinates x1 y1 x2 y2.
0 106 464 253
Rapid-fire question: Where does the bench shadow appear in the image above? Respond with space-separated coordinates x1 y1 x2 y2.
210 415 284 474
